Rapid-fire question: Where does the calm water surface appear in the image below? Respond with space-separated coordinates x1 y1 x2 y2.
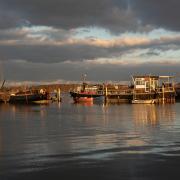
1 95 180 180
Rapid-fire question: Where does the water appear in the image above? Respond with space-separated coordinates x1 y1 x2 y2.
1 95 180 179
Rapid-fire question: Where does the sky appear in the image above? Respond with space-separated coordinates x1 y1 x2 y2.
1 0 180 84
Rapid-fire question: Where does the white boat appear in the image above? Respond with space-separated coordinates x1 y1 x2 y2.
32 100 52 104
132 99 155 104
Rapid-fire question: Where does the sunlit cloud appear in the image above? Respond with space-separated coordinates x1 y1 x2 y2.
1 0 180 81
1 26 180 50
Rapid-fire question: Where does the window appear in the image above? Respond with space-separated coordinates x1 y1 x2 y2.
135 80 145 85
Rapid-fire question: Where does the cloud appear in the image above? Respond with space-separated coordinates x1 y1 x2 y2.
0 0 143 33
131 0 180 31
3 59 180 82
1 27 180 63
0 26 73 44
1 0 180 81
1 0 180 33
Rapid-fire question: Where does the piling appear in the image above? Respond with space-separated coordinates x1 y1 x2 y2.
57 88 61 102
162 85 165 104
104 85 108 104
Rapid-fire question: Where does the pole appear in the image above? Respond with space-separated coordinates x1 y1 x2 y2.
162 85 165 104
104 85 108 104
58 88 61 102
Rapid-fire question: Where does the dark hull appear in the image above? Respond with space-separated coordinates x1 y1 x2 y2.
175 90 180 101
9 94 47 104
70 91 103 98
70 91 176 104
73 97 93 103
70 91 103 103
106 93 133 103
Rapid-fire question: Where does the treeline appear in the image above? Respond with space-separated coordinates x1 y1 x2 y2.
4 84 79 93
4 83 130 93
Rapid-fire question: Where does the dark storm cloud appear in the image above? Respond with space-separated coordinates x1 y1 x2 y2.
0 0 180 32
0 44 112 63
0 9 20 29
1 33 180 63
0 0 139 33
3 59 180 82
131 0 180 31
1 0 180 82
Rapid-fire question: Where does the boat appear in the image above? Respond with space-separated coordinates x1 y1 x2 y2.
73 97 93 103
131 75 176 104
132 99 155 104
9 89 49 104
32 99 52 104
70 74 103 103
70 83 103 103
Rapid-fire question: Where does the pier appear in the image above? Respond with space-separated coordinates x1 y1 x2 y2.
104 88 132 103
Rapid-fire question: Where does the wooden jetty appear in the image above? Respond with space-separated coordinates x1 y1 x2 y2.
104 86 132 103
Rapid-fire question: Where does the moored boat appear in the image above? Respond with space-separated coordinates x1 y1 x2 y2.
73 97 93 103
132 99 155 104
70 74 103 103
9 89 49 104
70 83 103 103
131 75 176 104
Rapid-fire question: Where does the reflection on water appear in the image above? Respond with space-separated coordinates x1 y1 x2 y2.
73 101 94 106
132 104 176 127
0 100 180 178
0 103 50 121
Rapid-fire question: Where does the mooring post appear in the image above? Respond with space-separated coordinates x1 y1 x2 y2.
57 88 61 102
104 85 108 104
162 85 165 104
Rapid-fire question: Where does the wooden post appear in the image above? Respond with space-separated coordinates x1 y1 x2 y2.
25 86 28 104
57 88 61 102
162 85 165 104
104 85 108 104
105 86 108 97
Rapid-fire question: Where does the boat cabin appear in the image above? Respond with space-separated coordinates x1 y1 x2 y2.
132 75 159 93
131 75 175 103
76 83 99 94
158 76 175 91
132 75 175 93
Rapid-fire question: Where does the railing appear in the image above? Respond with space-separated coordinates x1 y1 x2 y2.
157 87 175 92
133 86 175 94
72 89 132 95
103 89 132 95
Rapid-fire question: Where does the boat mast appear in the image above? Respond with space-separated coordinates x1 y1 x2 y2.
82 74 87 91
0 61 5 90
82 73 87 83
1 80 5 89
